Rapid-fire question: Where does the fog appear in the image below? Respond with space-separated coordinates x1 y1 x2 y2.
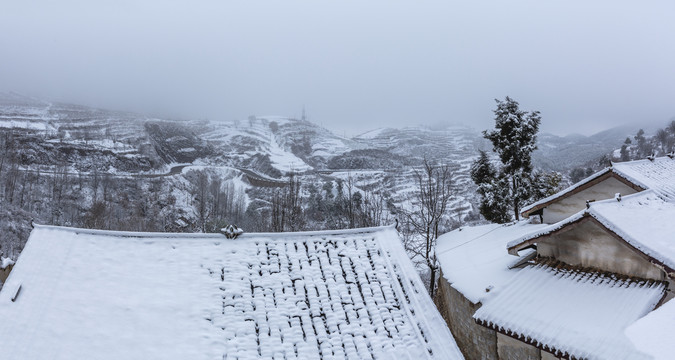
1 0 674 136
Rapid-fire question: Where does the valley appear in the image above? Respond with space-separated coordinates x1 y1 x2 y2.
0 93 635 264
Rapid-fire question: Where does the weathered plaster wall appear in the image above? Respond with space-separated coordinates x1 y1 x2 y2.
435 272 498 360
497 333 541 360
538 220 665 280
542 177 638 224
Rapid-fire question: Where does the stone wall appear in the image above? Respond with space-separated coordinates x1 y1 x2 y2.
435 272 498 360
497 333 541 360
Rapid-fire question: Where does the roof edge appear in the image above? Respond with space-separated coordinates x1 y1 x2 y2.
475 318 572 359
521 166 648 218
238 224 397 238
508 192 675 274
507 212 588 255
585 201 675 274
521 168 613 218
31 223 397 240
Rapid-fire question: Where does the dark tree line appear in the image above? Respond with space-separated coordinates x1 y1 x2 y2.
244 172 392 233
0 131 249 259
618 120 675 162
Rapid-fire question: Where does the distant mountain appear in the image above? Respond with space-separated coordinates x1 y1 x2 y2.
201 116 363 176
0 92 631 177
0 93 635 231
0 93 640 267
533 126 641 171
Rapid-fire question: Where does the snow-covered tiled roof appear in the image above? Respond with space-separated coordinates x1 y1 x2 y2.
521 156 675 217
474 262 666 360
626 298 675 360
509 191 675 273
0 225 463 360
436 221 549 304
612 156 675 200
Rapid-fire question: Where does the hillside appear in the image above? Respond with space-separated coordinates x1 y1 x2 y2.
0 93 624 264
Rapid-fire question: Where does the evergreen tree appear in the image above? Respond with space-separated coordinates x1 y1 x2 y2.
470 151 511 223
470 151 496 185
634 129 651 158
668 120 675 136
569 167 586 183
655 129 673 154
481 96 541 220
530 170 562 201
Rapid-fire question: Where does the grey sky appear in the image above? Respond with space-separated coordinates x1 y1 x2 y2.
1 1 674 137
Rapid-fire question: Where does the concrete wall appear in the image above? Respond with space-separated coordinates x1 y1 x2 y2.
497 333 542 360
538 220 666 281
542 177 638 224
540 350 561 360
435 272 498 360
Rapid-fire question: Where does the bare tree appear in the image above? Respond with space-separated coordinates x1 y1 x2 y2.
402 159 453 296
187 170 210 232
345 173 355 228
270 172 303 232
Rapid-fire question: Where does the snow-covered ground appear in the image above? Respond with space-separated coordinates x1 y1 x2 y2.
268 133 312 172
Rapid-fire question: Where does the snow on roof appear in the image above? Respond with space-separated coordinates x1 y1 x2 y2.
0 225 462 360
506 210 586 252
626 298 675 360
522 156 675 216
436 221 549 304
612 157 675 200
509 191 675 272
1 257 14 269
588 191 675 272
474 262 666 360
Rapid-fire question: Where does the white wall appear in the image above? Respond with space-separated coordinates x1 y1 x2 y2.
537 220 665 281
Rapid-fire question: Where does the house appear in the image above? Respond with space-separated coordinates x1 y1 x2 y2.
521 156 675 223
435 222 549 360
0 224 463 360
436 156 675 360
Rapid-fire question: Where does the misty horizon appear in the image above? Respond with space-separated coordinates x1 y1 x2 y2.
2 1 674 137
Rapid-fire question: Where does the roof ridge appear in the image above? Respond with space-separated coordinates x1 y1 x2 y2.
31 223 398 240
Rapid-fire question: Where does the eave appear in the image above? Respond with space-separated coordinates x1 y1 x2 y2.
508 213 675 276
521 169 645 218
